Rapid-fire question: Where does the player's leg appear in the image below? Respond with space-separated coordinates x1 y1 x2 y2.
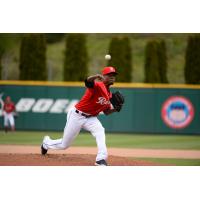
83 117 108 164
4 113 9 133
42 108 84 150
8 114 15 131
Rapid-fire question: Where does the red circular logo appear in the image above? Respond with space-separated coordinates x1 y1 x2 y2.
161 96 194 129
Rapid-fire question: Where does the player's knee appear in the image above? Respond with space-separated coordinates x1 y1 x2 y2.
95 127 105 138
98 126 105 134
60 143 70 149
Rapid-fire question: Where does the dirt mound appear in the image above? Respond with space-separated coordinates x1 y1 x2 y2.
0 153 162 166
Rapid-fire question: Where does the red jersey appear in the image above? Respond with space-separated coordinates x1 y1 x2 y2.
3 102 15 113
75 81 112 116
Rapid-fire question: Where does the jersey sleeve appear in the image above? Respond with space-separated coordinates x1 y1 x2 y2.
85 79 101 89
85 79 94 88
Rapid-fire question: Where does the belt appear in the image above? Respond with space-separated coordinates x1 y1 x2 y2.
75 110 92 118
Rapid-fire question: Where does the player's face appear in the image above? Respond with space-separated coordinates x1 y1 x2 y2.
6 96 11 103
103 73 116 85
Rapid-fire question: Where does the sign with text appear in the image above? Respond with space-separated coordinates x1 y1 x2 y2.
0 82 199 134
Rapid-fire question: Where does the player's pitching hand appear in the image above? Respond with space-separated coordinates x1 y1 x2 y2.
96 74 105 81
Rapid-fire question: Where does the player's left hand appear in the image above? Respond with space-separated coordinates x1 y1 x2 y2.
110 91 125 112
13 112 19 118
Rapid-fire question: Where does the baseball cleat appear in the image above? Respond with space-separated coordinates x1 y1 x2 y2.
95 159 108 166
41 136 50 155
41 144 48 155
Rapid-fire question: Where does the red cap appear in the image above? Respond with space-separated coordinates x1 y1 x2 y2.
102 66 118 75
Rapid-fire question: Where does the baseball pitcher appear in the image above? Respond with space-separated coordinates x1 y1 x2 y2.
41 66 124 166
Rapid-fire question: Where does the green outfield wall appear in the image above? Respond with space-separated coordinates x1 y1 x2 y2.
0 81 200 134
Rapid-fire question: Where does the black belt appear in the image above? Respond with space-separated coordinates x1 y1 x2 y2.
75 110 92 118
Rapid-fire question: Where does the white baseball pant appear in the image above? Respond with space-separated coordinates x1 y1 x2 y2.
43 107 108 161
4 112 15 127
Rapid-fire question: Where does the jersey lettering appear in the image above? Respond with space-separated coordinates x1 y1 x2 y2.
96 97 110 105
75 81 112 115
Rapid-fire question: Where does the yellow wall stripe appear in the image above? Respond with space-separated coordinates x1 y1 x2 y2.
0 80 200 89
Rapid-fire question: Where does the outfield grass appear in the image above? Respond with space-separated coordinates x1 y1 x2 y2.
0 131 200 150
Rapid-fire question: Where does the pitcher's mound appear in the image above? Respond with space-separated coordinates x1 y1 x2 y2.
0 153 162 166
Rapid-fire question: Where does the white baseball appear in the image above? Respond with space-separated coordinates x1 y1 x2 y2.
105 54 111 60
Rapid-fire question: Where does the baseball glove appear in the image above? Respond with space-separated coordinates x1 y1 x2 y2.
13 112 19 119
110 91 125 112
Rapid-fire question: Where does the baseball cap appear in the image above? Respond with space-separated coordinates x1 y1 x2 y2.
102 66 118 75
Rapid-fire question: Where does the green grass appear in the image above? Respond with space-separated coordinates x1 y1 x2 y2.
135 158 200 166
0 131 200 150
